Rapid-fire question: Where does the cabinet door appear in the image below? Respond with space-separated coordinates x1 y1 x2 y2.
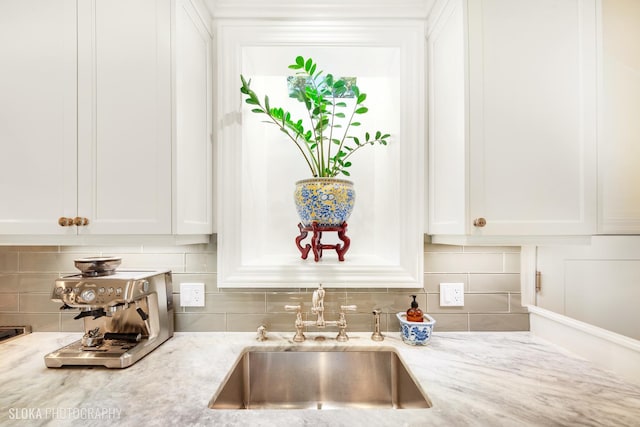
0 0 77 235
77 0 172 235
467 0 597 235
174 0 213 234
598 0 640 233
428 0 466 235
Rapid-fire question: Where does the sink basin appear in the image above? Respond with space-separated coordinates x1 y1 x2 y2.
209 349 432 410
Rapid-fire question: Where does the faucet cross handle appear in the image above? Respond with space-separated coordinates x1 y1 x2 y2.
284 304 305 343
256 325 267 341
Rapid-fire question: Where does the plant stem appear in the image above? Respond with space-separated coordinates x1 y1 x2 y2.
263 107 317 176
332 103 358 175
327 97 336 175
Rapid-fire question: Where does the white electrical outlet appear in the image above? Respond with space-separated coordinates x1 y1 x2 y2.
440 283 464 307
180 283 205 307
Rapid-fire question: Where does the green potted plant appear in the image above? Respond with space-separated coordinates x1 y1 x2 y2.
240 55 390 227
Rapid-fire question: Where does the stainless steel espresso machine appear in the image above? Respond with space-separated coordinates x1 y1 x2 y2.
45 257 174 368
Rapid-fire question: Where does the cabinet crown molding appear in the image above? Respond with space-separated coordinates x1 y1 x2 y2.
205 0 435 19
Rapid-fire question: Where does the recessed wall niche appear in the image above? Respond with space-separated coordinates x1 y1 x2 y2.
216 20 425 287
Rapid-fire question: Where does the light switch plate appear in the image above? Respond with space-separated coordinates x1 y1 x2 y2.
440 283 464 307
180 283 205 307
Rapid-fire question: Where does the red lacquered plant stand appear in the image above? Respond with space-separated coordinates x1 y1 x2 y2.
295 222 350 262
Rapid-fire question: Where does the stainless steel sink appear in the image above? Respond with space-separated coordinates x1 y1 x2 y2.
209 349 432 410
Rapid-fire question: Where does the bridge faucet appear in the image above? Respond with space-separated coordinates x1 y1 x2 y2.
285 284 357 342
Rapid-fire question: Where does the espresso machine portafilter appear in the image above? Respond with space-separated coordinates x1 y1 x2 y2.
44 257 174 369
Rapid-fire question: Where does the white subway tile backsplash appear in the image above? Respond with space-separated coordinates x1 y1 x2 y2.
116 253 185 272
469 274 520 292
0 274 20 292
509 293 529 314
428 313 469 331
0 240 526 333
0 252 19 272
0 293 19 312
19 294 60 313
425 252 504 273
469 314 530 331
19 252 94 273
18 274 59 293
185 252 217 273
175 313 226 332
424 244 464 253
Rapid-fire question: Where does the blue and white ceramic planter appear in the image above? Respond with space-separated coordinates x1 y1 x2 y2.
396 312 436 346
294 178 355 227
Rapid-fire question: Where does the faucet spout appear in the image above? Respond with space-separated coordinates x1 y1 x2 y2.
311 284 326 326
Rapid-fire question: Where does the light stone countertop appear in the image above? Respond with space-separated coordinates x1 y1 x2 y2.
1 331 639 426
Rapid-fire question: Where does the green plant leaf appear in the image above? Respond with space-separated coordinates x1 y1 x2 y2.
326 74 334 86
239 56 391 179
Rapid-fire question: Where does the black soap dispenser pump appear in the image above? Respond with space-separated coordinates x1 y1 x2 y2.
406 295 424 322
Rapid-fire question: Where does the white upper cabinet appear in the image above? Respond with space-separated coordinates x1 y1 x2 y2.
0 0 78 235
76 0 172 235
0 0 212 240
174 0 213 235
428 0 598 242
598 0 640 234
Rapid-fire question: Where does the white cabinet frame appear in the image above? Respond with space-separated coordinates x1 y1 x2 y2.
215 20 426 288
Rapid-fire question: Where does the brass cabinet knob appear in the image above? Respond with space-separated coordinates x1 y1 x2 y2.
473 217 487 228
73 217 89 226
58 217 74 227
